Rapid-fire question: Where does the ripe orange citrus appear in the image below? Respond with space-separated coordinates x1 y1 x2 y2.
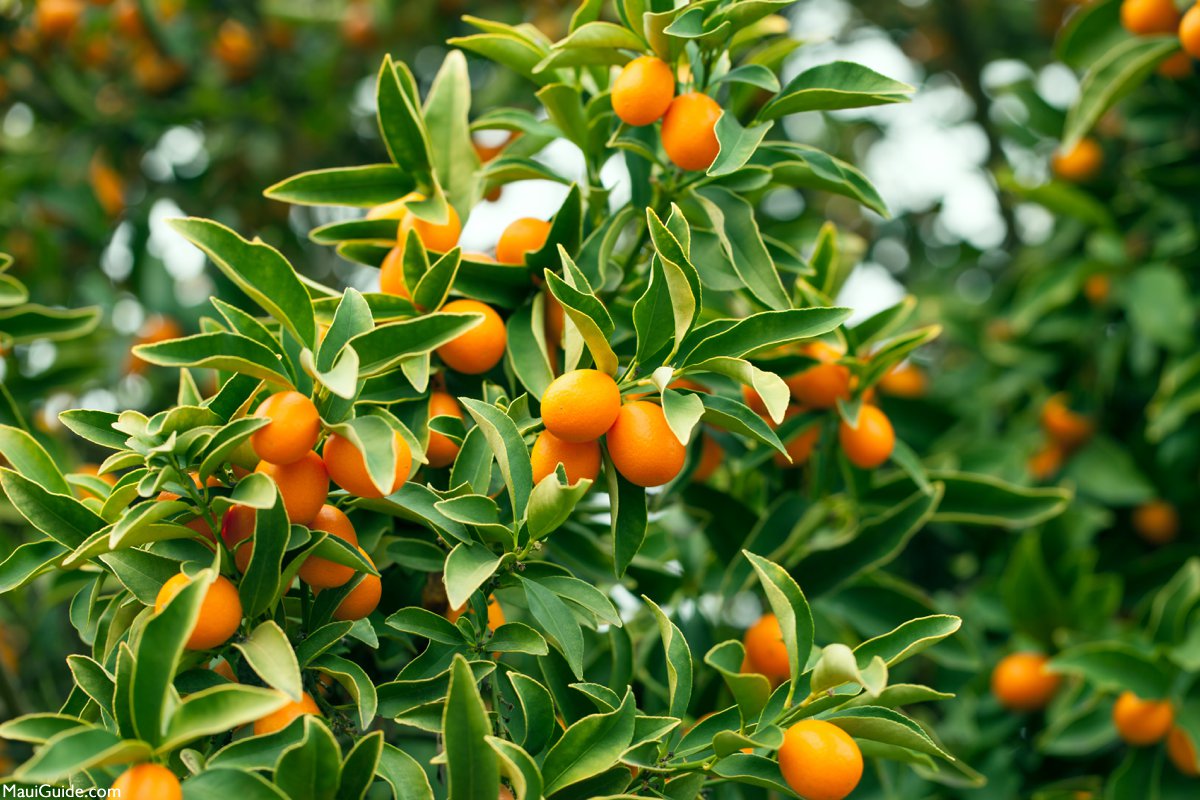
1083 273 1111 304
544 292 565 344
255 451 329 525
128 315 182 374
496 218 551 265
1120 0 1180 34
111 764 181 800
778 719 863 800
298 505 359 589
211 657 237 682
605 401 686 487
838 405 895 469
34 0 84 40
1040 394 1092 450
787 342 852 408
1158 50 1193 78
742 385 771 417
499 786 515 800
611 56 676 126
1133 500 1178 545
402 202 462 254
692 434 723 482
154 573 242 651
743 612 789 683
254 691 321 736
878 362 928 398
1181 4 1200 58
1168 726 1199 776
220 504 256 573
323 430 411 499
1028 441 1064 480
660 92 722 171
541 369 621 442
427 392 464 468
251 391 321 465
436 299 507 374
991 652 1061 711
89 154 125 217
447 594 505 630
1113 691 1174 746
332 548 382 621
1051 138 1103 182
775 420 821 469
212 19 259 78
379 246 412 299
531 430 601 484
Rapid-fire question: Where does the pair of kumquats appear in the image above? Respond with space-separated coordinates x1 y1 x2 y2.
990 652 1198 776
739 612 863 800
611 55 723 171
534 369 687 488
747 342 898 470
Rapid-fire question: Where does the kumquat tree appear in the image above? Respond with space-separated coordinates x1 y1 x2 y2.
1 0 1198 799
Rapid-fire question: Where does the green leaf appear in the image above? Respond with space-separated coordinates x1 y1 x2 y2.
760 61 914 119
0 468 106 548
14 727 150 784
377 56 435 187
521 576 586 679
709 114 773 176
423 50 481 214
644 598 693 720
795 484 942 597
443 541 502 610
870 471 1067 528
0 425 71 494
488 623 550 656
0 539 67 592
527 472 592 539
274 716 343 800
694 186 789 309
264 165 416 207
1050 642 1171 699
541 691 636 795
744 552 814 691
133 332 292 387
682 308 850 366
486 736 544 800
386 607 468 646
705 641 772 722
378 743 436 800
184 768 290 799
1062 35 1179 149
607 460 647 578
1125 264 1195 352
460 398 534 519
233 621 303 701
853 616 962 668
167 218 316 349
162 685 289 753
0 304 100 344
827 706 951 760
130 570 212 746
350 313 483 377
443 654 501 800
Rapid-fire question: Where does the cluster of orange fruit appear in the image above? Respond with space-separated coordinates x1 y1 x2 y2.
537 369 686 488
1121 0 1200 76
746 343 914 471
1028 393 1092 481
739 613 862 800
22 0 272 92
992 652 1197 777
611 55 723 171
372 194 554 375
